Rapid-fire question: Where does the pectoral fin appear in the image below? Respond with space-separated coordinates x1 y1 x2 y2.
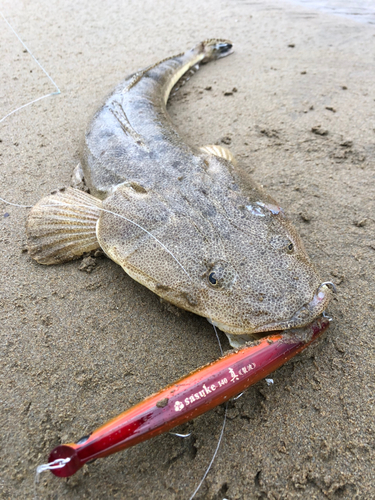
26 187 102 265
200 145 237 166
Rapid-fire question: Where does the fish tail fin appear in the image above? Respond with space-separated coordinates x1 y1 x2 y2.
200 39 233 63
26 187 102 265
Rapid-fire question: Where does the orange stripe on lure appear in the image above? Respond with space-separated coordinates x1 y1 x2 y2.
47 316 329 477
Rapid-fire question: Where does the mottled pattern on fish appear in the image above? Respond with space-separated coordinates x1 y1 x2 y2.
81 41 230 198
27 40 331 342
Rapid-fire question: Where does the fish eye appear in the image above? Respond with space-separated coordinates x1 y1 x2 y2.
208 272 218 286
287 242 294 253
206 261 237 290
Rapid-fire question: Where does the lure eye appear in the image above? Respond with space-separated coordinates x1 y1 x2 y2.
208 272 217 286
287 242 294 253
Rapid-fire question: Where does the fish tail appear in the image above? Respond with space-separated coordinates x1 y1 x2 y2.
199 39 233 63
26 188 102 265
163 39 233 102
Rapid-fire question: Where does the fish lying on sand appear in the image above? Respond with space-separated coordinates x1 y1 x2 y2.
26 39 331 347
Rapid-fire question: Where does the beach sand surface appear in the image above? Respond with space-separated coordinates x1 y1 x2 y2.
1 1 374 498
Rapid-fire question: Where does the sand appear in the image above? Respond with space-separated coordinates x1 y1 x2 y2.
1 0 374 498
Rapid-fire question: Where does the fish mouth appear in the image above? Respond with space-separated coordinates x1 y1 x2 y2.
208 282 334 336
250 283 334 335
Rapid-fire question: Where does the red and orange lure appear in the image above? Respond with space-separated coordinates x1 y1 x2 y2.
42 316 329 478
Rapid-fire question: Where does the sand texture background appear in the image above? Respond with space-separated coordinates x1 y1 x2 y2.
1 1 374 498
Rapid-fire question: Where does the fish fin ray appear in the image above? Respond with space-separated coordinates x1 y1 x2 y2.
26 188 102 265
200 145 237 166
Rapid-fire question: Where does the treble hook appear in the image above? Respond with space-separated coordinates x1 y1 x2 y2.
322 311 333 322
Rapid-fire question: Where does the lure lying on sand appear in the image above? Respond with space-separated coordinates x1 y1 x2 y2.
44 317 329 478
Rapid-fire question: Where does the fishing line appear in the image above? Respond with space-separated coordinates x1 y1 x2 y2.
1 16 224 494
188 322 227 500
34 457 71 499
0 196 32 208
0 11 60 124
40 198 192 280
212 323 224 357
0 193 191 280
169 432 192 438
189 407 228 499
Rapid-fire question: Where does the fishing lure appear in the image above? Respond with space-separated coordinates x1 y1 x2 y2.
41 316 329 478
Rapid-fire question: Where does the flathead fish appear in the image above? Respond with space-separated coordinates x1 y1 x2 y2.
26 39 331 347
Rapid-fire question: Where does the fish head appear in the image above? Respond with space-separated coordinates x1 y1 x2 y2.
96 166 331 338
197 208 331 336
189 154 332 336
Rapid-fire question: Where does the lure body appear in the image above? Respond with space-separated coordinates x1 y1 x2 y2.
48 317 329 478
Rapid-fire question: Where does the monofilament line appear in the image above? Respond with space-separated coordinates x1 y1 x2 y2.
212 323 224 356
0 11 61 124
0 196 32 208
189 323 227 499
0 192 191 278
98 206 191 279
189 405 228 500
35 458 71 483
42 200 192 280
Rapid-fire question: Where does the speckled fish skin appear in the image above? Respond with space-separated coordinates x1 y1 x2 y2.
81 40 330 336
81 41 231 199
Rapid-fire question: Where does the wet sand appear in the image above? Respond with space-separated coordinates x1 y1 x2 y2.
1 1 374 498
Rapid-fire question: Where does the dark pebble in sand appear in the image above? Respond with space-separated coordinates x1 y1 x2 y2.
311 126 328 136
79 256 97 273
300 211 312 222
156 398 169 408
260 128 279 138
330 270 344 285
220 136 232 145
354 219 367 227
